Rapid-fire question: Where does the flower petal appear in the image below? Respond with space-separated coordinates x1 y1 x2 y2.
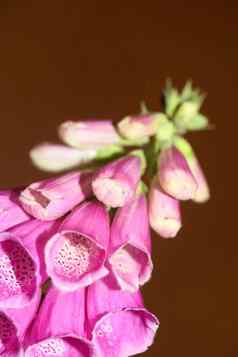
0 289 40 355
0 233 38 309
0 190 30 232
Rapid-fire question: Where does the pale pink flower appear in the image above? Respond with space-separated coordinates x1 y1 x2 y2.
149 178 182 238
158 146 198 200
59 120 120 149
30 143 97 172
117 113 159 140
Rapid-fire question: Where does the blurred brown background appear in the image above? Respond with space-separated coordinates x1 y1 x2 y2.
0 2 237 356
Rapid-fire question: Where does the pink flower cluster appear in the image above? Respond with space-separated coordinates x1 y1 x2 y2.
0 157 158 356
0 82 210 356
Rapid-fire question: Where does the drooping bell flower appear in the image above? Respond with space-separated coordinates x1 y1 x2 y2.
30 143 97 172
45 201 109 292
19 171 93 221
108 193 153 292
0 219 59 309
9 219 61 285
149 178 182 238
86 278 159 357
92 155 142 207
24 286 94 357
0 190 30 233
174 136 210 203
0 290 40 356
117 113 160 141
59 120 120 149
158 146 198 200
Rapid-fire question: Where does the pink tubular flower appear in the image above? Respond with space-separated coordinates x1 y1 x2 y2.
45 201 109 292
108 194 153 292
158 146 198 200
58 120 120 149
0 190 30 232
9 219 61 284
92 155 142 208
117 113 159 140
0 290 40 356
19 171 93 221
86 278 159 357
0 219 59 309
149 178 182 238
24 286 94 357
30 143 97 173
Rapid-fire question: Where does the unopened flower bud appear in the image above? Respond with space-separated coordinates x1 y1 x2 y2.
59 120 120 149
149 178 182 238
92 155 142 207
117 113 160 141
30 143 97 172
158 146 198 200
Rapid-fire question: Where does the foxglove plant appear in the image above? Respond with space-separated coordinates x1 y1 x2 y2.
0 80 211 356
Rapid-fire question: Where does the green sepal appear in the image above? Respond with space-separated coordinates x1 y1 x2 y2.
186 113 209 131
136 180 148 195
118 136 149 147
163 79 181 117
173 136 195 162
96 144 125 161
180 80 205 110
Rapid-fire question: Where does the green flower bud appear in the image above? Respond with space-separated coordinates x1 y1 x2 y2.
155 114 176 144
